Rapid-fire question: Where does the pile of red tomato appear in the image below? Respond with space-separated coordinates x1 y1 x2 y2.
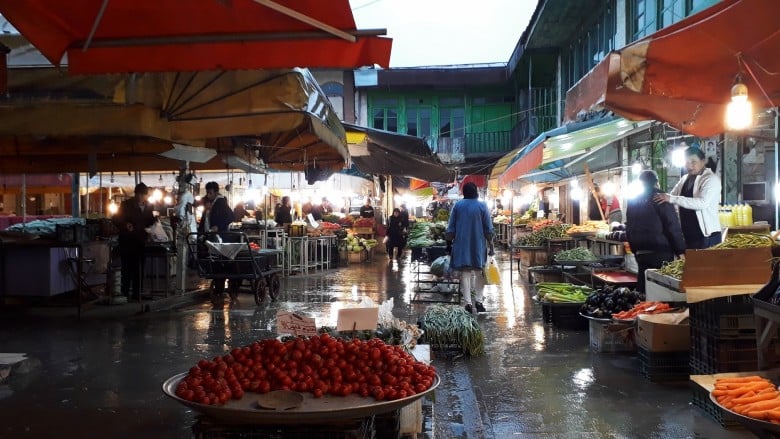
248 242 261 251
175 333 437 406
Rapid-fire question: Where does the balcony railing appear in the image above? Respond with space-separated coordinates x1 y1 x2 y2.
431 130 512 163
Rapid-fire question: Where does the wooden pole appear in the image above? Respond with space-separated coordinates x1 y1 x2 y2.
583 164 605 221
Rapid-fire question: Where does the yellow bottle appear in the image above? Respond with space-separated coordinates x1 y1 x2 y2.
736 204 745 226
728 205 738 227
745 203 753 225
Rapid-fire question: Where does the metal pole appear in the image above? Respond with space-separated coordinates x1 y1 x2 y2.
99 172 103 215
775 108 779 230
21 174 26 232
509 194 513 289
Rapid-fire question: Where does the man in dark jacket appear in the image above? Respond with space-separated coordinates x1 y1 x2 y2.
114 183 156 301
204 182 238 299
626 171 686 293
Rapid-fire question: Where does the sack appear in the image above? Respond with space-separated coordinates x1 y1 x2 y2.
484 257 500 285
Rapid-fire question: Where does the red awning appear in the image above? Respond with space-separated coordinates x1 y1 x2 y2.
564 0 780 137
0 0 392 74
498 146 543 187
459 175 487 191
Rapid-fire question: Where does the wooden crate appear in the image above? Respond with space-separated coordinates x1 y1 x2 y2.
517 247 548 268
348 250 366 263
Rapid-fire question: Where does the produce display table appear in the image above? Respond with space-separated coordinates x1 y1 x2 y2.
0 238 112 317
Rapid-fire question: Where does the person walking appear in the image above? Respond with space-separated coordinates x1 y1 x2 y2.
445 182 495 314
386 208 407 259
114 183 156 301
654 147 722 248
626 171 686 293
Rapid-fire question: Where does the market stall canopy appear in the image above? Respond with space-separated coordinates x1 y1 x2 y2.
343 123 455 182
564 0 780 137
0 0 392 74
0 68 349 172
0 135 260 174
497 117 643 187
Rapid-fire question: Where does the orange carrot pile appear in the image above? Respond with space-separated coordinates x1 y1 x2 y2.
713 376 780 422
612 301 672 320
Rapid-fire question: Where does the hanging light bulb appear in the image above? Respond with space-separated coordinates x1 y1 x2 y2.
632 161 642 175
110 171 115 183
107 201 118 215
671 147 687 168
726 75 753 130
158 174 163 183
601 180 617 197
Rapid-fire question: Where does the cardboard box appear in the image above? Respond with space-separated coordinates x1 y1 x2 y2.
682 247 772 303
636 313 690 352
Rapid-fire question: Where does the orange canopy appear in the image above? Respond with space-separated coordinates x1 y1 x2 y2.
565 0 780 137
0 0 392 74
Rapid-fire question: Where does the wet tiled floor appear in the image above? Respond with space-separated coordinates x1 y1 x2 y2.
0 250 754 438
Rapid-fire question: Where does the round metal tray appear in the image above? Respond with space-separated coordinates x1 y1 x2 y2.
162 372 440 425
709 392 780 434
578 312 612 323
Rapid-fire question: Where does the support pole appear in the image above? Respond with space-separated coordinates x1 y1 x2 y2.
21 174 26 232
71 173 81 217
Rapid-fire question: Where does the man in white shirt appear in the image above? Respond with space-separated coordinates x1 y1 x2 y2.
654 147 722 249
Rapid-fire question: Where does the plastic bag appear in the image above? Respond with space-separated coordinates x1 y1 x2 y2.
146 221 169 242
484 257 500 285
430 255 450 277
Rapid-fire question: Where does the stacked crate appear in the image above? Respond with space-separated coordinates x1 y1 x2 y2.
689 294 780 427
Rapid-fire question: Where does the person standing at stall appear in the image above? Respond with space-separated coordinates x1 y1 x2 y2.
204 182 238 299
654 147 722 248
114 183 155 301
274 196 293 227
359 198 375 219
446 182 495 314
626 171 686 293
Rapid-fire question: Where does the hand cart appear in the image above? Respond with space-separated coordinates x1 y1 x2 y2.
188 232 281 305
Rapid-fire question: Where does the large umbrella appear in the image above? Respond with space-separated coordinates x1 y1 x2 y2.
0 0 392 74
0 68 349 172
564 0 780 137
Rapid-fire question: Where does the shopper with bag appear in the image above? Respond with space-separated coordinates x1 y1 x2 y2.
445 182 495 314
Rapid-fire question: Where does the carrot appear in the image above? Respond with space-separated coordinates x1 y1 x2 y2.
731 389 778 405
738 397 780 413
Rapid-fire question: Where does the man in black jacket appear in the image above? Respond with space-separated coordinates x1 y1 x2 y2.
626 171 686 293
114 183 156 301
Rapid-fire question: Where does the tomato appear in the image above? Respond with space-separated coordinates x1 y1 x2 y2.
197 359 209 369
313 388 324 398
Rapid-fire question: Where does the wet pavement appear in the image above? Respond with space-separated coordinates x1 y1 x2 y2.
0 250 754 438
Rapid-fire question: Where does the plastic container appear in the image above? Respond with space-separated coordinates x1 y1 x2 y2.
589 320 635 353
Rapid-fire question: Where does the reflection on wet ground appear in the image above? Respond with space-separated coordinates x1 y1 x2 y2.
0 251 753 438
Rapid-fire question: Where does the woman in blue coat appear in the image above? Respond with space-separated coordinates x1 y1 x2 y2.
445 182 495 314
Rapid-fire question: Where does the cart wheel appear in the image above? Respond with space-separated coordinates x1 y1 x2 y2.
268 273 280 302
254 277 267 306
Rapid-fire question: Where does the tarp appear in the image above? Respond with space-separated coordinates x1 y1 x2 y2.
564 0 780 137
343 123 455 182
0 0 392 74
0 68 349 172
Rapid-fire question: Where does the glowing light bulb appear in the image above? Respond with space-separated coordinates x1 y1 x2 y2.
726 81 753 130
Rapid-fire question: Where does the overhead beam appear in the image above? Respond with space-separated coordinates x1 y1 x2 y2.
252 0 356 42
73 29 385 49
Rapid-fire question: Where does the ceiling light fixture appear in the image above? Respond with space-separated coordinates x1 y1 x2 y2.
726 74 753 130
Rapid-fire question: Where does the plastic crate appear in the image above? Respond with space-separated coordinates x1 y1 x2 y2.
541 302 588 330
689 327 759 375
637 348 689 382
589 320 635 353
691 384 742 429
192 415 375 439
688 295 755 337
